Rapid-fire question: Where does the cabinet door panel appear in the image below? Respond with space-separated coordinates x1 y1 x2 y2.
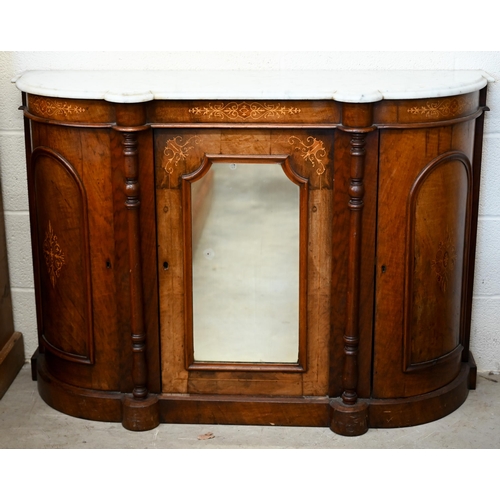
156 128 334 397
31 147 93 364
405 154 470 369
374 127 473 398
29 125 127 392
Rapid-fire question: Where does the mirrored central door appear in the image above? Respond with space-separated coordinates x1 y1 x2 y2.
157 128 333 396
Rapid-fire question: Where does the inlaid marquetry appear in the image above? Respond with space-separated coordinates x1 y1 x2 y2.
162 136 199 175
188 102 302 121
29 95 87 117
372 92 481 127
407 98 467 119
289 136 327 176
43 221 65 288
431 229 457 293
148 100 340 125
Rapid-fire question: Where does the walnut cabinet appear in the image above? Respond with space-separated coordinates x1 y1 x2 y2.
16 70 490 435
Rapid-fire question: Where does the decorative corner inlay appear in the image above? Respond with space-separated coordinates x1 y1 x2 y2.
29 96 87 117
406 98 465 119
162 136 199 175
188 102 302 121
289 136 327 176
43 221 66 288
431 229 457 293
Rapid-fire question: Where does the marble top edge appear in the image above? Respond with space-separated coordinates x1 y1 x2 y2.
14 70 493 104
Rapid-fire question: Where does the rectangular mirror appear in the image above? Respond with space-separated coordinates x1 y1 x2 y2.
190 162 300 364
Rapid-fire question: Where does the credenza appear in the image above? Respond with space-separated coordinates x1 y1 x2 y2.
14 70 491 435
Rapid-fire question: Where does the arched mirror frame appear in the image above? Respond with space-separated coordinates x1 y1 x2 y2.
182 154 309 372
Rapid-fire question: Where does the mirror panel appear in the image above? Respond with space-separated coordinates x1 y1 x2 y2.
191 162 300 363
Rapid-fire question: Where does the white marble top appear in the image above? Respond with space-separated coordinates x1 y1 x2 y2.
13 70 493 103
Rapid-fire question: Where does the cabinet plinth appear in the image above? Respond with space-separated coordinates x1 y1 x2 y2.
17 71 489 435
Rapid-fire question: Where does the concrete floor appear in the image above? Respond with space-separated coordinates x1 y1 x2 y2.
1 364 499 449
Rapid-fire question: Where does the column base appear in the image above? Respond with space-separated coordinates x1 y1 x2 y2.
330 399 369 436
122 394 160 431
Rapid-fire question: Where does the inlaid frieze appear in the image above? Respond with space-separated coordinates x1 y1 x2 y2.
373 92 480 126
149 100 340 125
29 95 87 117
188 102 302 121
406 98 466 119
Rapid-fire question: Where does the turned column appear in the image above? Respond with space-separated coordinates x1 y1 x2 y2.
123 132 149 400
115 104 159 431
330 103 375 436
342 131 366 406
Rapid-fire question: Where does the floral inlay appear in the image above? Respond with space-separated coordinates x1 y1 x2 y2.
30 96 87 117
406 99 465 119
431 229 457 293
43 221 66 288
188 102 301 121
162 136 199 175
289 136 327 176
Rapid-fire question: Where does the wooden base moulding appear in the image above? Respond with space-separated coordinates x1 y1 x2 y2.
35 353 475 433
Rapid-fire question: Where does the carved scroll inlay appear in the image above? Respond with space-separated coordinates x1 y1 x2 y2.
431 229 457 293
162 136 199 175
189 102 302 121
43 221 65 288
289 136 327 176
406 99 465 119
30 96 87 117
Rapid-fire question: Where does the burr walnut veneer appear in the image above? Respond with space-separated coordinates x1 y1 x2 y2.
15 70 490 435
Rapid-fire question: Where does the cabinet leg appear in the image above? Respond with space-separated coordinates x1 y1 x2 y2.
329 399 369 436
122 395 160 431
